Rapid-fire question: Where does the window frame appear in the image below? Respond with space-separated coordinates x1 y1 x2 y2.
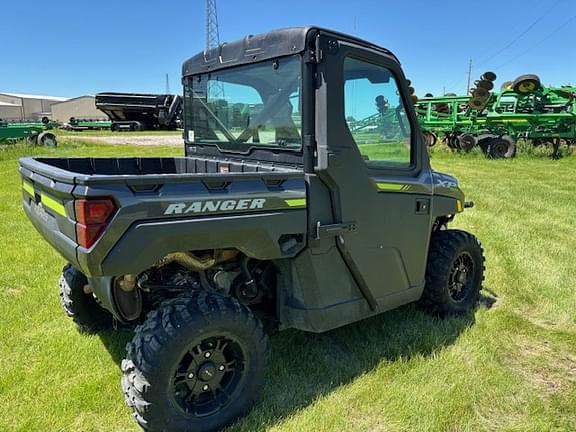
183 55 304 156
340 52 421 176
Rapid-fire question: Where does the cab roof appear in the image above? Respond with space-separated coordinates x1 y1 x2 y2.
182 26 399 77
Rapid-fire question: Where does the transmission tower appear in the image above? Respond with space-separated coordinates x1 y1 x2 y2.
206 0 221 52
206 0 224 100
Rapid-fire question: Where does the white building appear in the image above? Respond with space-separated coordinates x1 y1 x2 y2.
51 96 107 123
0 100 22 120
0 92 69 121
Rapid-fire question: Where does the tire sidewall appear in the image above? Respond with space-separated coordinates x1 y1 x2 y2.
422 230 485 316
60 264 112 332
489 137 515 159
442 241 484 313
133 305 268 432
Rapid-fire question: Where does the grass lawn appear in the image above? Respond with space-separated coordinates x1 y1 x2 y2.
52 129 183 137
0 140 575 431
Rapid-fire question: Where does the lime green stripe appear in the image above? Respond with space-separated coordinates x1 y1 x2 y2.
41 194 66 217
376 182 411 192
284 198 307 207
23 181 67 217
22 181 35 196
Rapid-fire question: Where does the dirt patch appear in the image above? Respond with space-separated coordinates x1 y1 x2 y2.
511 336 576 396
60 135 182 147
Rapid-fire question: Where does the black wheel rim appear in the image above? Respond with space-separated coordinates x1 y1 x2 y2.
491 141 508 158
448 252 474 302
171 336 246 417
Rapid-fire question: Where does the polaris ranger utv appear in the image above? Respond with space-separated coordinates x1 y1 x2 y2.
19 27 484 432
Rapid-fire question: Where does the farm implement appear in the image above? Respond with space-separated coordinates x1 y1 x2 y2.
0 119 57 147
415 73 576 158
95 92 182 131
62 117 112 131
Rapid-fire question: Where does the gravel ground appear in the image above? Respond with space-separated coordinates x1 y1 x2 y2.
60 135 183 146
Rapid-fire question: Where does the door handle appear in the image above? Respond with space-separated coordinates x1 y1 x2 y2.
315 221 358 240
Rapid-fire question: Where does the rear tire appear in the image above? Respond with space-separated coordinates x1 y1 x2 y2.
37 131 57 147
59 264 113 333
420 230 485 315
122 292 270 432
487 135 516 159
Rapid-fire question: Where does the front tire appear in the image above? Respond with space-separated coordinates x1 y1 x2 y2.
59 264 113 332
122 292 270 432
420 230 485 315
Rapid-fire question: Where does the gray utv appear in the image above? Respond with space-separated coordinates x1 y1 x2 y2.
20 27 484 432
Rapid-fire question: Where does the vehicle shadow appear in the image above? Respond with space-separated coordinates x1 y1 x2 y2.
98 296 495 431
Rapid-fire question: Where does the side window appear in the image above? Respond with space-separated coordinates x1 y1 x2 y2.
344 57 412 169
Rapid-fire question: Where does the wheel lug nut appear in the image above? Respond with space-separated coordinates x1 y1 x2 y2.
218 365 225 371
188 373 194 379
203 384 209 391
204 352 211 358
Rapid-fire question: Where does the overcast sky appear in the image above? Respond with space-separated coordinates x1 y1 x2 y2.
1 0 574 97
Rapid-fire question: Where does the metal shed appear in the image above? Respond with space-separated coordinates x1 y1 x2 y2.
0 93 69 121
51 96 108 123
0 100 22 120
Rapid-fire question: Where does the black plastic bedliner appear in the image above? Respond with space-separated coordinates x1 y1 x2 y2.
32 156 299 176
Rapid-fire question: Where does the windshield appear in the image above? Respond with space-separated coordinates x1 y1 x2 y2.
184 56 302 153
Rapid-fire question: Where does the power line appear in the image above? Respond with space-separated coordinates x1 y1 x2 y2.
492 14 576 72
474 0 562 68
466 59 473 94
443 1 565 94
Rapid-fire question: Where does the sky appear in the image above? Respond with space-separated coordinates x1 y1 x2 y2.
1 0 574 98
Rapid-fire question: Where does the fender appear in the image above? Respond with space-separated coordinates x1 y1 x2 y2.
94 210 307 276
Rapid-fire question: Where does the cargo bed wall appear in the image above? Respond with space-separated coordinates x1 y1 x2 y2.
33 156 299 175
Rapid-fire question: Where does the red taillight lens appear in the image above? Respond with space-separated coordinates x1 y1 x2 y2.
75 199 116 225
74 198 117 248
76 223 107 249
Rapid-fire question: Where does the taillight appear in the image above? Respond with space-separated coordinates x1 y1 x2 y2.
74 198 117 248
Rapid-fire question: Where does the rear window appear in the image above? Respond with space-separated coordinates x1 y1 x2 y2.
184 56 302 154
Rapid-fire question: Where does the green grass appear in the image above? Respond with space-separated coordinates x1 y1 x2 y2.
1 140 576 431
53 129 183 137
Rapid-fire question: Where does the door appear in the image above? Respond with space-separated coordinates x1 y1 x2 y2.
315 39 434 307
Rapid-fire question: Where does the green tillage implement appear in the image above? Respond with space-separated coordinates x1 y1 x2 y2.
415 82 576 159
65 118 112 131
0 122 58 147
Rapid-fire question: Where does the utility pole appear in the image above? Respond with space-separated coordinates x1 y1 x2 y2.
466 59 473 94
165 73 170 94
205 0 224 100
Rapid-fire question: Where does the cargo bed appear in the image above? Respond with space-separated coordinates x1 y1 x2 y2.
20 156 302 185
19 155 306 277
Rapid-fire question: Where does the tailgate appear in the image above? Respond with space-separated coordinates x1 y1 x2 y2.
19 159 80 269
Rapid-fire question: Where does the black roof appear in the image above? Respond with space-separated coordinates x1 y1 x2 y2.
182 26 399 77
